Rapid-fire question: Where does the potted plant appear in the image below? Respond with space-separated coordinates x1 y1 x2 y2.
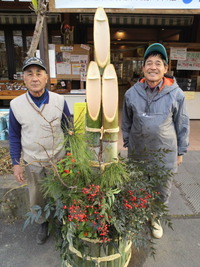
24 127 171 266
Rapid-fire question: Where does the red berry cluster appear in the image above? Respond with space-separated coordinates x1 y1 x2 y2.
123 189 152 210
68 204 87 222
58 153 81 178
82 184 101 201
63 185 111 242
97 223 110 242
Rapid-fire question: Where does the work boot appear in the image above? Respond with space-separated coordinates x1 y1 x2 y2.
36 222 49 245
151 219 163 239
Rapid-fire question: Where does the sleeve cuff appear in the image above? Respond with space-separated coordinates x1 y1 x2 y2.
12 158 21 165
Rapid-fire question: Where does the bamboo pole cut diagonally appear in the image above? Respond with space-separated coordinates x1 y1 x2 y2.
93 7 110 69
102 64 119 163
86 61 102 159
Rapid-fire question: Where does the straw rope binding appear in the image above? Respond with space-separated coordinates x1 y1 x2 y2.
86 126 119 140
66 239 132 266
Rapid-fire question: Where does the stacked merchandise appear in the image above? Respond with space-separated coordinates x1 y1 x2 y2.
176 77 197 91
0 109 9 140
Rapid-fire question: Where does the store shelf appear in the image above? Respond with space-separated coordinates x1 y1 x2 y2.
0 90 27 100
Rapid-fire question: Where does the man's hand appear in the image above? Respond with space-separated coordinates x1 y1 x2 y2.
13 165 25 183
177 155 183 166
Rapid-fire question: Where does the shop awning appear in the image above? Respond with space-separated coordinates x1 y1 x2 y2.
0 13 61 24
79 14 194 26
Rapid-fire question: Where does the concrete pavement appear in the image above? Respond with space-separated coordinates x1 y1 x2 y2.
140 150 200 267
0 150 200 267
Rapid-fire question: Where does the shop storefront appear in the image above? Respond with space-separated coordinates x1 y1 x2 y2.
49 0 200 120
0 0 200 118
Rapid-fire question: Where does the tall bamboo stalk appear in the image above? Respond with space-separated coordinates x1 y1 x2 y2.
102 64 119 163
86 61 102 160
93 7 110 70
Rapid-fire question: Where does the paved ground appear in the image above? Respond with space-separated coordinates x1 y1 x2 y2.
0 220 61 267
0 151 200 267
130 150 200 267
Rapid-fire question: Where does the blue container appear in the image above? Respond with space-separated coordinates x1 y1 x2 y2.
0 109 9 138
5 113 9 130
0 129 8 140
0 109 9 131
0 116 6 131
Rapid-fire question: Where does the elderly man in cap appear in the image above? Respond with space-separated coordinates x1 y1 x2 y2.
9 57 71 244
122 43 190 238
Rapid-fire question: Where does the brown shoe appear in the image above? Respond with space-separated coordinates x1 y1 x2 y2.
36 222 49 245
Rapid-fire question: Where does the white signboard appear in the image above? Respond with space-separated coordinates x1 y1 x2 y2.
48 44 56 78
56 63 71 75
72 64 82 75
170 47 187 61
36 46 56 78
177 52 200 70
55 0 200 9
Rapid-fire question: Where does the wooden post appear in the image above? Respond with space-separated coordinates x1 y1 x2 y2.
168 58 171 73
39 17 51 90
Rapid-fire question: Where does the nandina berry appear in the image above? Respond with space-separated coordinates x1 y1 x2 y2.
124 203 133 209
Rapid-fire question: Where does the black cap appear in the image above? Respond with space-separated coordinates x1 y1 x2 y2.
22 57 47 72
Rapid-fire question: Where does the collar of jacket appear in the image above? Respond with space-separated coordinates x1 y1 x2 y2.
139 76 174 92
27 88 49 106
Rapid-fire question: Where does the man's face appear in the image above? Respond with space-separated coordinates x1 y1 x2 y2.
23 65 48 97
142 55 168 85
